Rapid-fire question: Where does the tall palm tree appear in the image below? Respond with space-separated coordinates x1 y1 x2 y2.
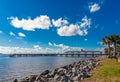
102 36 112 57
104 47 113 54
110 34 120 57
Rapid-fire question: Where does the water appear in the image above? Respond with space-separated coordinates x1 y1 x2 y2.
0 55 87 81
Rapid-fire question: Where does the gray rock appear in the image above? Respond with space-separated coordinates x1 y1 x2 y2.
19 56 106 82
29 75 37 82
40 70 50 76
13 79 18 82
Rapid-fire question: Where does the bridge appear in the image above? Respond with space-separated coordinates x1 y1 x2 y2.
9 50 105 57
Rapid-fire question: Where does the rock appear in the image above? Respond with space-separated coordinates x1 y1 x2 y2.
72 76 81 81
20 77 29 82
49 69 57 77
57 68 65 76
13 79 18 82
29 75 37 82
60 76 69 82
54 74 62 81
20 79 28 82
72 67 76 73
35 75 42 81
40 70 50 76
19 56 105 82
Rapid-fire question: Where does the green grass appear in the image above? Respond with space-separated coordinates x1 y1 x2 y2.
82 58 120 82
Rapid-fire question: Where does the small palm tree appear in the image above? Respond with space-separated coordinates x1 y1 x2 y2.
117 45 120 52
110 34 120 57
102 36 112 57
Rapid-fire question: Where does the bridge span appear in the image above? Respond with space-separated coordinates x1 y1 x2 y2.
9 51 105 57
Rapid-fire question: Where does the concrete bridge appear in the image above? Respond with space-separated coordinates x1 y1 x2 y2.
9 50 105 57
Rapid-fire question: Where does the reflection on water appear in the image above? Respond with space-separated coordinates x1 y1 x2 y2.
0 56 86 81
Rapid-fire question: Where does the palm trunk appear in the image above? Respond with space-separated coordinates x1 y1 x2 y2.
114 42 117 57
108 44 110 57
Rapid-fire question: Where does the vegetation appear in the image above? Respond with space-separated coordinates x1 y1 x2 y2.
102 36 112 57
102 34 120 58
82 58 120 82
110 34 120 57
104 47 113 54
81 34 120 82
117 45 120 52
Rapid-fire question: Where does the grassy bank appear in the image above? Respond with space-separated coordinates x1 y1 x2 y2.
82 58 120 82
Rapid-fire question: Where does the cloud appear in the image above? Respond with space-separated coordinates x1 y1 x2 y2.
94 48 105 53
97 41 103 46
48 42 53 46
48 42 84 52
52 18 68 27
8 15 92 37
89 3 100 13
57 24 83 36
48 42 70 50
57 16 91 36
9 31 16 36
9 31 25 40
0 30 3 34
0 46 55 54
0 43 84 54
84 39 88 41
80 16 91 27
9 15 51 31
53 43 70 50
33 45 42 49
18 32 26 37
9 40 12 42
0 45 47 54
0 46 42 54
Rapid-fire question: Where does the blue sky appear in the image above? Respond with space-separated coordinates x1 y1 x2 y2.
0 0 120 54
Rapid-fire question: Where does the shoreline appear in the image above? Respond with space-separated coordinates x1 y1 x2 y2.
81 57 120 82
13 56 106 82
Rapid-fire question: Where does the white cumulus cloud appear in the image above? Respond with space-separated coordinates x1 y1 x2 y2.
52 18 68 27
53 43 70 50
9 15 51 31
80 16 91 27
48 42 70 51
9 31 16 36
57 24 83 36
48 42 53 46
33 45 41 49
18 32 26 37
8 15 92 37
89 3 100 13
48 42 84 52
0 46 43 54
57 16 91 36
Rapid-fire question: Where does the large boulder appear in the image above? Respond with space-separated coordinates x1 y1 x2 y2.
40 70 50 76
29 75 37 82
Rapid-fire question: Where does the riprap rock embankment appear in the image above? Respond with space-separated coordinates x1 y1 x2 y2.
14 56 105 82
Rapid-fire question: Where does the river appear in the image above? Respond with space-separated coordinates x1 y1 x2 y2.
0 55 92 81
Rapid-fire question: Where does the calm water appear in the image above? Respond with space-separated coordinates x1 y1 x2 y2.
0 55 89 81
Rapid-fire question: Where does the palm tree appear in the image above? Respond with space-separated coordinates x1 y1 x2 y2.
116 45 120 52
104 47 113 54
102 36 112 57
110 34 120 57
